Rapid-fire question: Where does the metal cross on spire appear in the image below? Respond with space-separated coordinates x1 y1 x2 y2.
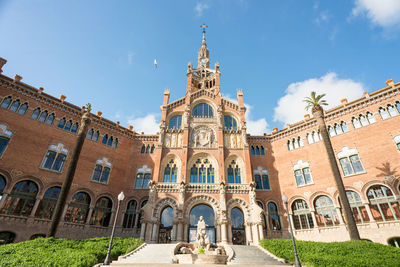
201 23 208 33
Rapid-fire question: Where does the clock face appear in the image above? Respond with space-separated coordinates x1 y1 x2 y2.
200 58 208 64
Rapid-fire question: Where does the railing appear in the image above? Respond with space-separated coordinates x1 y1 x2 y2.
186 183 219 193
226 183 250 194
156 182 180 192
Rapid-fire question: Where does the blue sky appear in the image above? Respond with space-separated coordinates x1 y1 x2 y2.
1 0 399 134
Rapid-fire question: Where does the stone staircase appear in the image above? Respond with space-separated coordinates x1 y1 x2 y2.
228 245 287 265
107 243 287 266
110 243 176 265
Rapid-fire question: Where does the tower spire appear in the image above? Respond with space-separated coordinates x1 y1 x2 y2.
198 24 210 68
201 24 207 46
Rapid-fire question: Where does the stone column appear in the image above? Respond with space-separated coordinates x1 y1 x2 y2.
0 193 9 209
85 206 94 224
152 222 159 242
258 223 264 240
216 223 221 243
335 207 344 225
363 202 376 223
221 222 228 243
227 223 232 244
184 223 189 242
310 210 318 228
29 197 42 217
145 222 153 241
177 222 183 241
251 223 259 245
140 222 146 240
133 212 140 229
245 223 252 245
171 223 177 241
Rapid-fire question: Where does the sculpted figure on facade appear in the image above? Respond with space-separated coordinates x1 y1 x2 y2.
183 104 191 128
191 126 216 148
158 121 166 146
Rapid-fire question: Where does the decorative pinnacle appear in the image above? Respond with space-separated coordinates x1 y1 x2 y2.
201 24 207 44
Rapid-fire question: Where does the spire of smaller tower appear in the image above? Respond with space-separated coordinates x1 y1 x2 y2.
198 24 210 68
201 24 207 47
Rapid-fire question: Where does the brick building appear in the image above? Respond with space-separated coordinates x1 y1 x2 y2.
0 31 399 247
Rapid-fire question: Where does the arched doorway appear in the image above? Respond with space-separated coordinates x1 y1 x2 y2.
231 207 245 245
189 204 216 243
159 206 173 243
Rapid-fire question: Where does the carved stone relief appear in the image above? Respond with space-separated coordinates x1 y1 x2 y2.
190 126 216 148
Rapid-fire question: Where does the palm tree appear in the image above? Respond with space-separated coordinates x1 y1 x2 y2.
304 92 360 241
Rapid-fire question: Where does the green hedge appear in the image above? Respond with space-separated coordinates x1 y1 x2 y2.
0 237 143 267
260 239 400 267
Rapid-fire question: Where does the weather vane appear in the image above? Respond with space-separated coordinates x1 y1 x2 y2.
201 24 208 34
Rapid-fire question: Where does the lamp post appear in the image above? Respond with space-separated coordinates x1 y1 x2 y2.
282 194 301 267
104 191 125 266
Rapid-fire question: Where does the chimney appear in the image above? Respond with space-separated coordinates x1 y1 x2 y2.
38 87 44 94
116 121 120 127
341 98 348 106
0 57 7 73
163 88 170 106
386 79 395 88
96 111 102 117
363 91 369 98
59 94 66 102
14 74 22 82
237 88 244 107
272 127 278 133
128 125 133 131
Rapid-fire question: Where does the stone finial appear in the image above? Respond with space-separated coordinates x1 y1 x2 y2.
141 132 144 135
96 111 102 117
116 121 120 127
363 91 369 98
128 125 133 131
38 87 44 94
59 94 66 102
0 57 7 73
341 98 348 106
304 114 310 120
14 74 22 82
263 133 267 136
385 79 395 88
272 127 278 133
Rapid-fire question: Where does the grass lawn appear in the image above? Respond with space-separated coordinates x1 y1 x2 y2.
0 237 143 267
260 239 400 267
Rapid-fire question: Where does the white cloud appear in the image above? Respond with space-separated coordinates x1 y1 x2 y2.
195 2 209 17
127 51 134 65
352 0 400 28
314 10 331 26
128 113 160 134
273 72 364 125
222 93 269 136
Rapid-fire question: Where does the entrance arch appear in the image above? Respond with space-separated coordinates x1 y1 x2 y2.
159 206 173 243
189 204 216 243
231 207 245 245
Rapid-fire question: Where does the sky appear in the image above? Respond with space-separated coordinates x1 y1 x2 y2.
1 0 400 135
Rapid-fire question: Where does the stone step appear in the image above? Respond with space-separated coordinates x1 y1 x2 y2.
111 243 176 265
228 245 287 265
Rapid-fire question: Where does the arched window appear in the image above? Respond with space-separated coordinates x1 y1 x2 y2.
64 120 72 131
341 121 349 132
102 134 108 145
339 154 364 176
135 173 151 189
160 206 173 229
168 115 182 130
387 104 398 117
287 140 294 151
45 113 55 125
64 192 91 224
366 112 376 123
345 190 369 224
313 131 321 142
112 138 119 148
87 129 94 140
268 202 281 230
0 180 38 216
260 146 265 155
10 100 20 112
0 135 10 157
257 201 268 231
38 111 48 122
31 108 41 120
250 146 255 155
294 167 313 186
190 158 214 183
307 133 314 144
42 147 67 172
0 232 16 244
291 199 314 229
58 118 66 129
293 138 299 149
359 115 369 126
224 115 237 130
231 207 246 244
352 117 361 129
35 186 60 219
91 164 111 184
388 237 400 248
396 102 400 113
18 103 28 115
0 174 6 198
91 197 112 227
298 137 304 147
367 185 400 221
71 122 79 133
335 123 343 134
1 96 12 109
255 146 260 155
314 195 339 227
163 160 177 183
328 126 336 136
123 199 137 228
140 144 146 153
107 136 113 146
227 160 241 184
150 144 155 153
137 200 148 229
192 103 213 118
93 131 99 141
254 174 270 190
379 107 390 120
146 145 150 153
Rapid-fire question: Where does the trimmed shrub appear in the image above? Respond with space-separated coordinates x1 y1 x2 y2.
0 237 143 267
260 239 400 267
